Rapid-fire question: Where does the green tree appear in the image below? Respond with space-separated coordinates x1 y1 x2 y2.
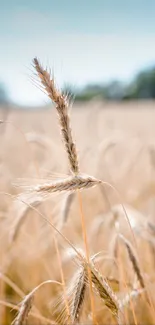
124 67 155 99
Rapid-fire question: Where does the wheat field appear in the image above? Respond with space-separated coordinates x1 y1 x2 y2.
1 63 155 324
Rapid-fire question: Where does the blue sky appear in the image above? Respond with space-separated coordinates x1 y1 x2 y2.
0 0 155 105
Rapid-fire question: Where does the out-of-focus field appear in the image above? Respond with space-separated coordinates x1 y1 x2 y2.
1 100 155 324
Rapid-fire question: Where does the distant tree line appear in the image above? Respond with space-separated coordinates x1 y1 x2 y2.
64 65 155 102
1 64 155 106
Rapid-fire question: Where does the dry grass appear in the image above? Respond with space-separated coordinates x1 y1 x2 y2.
1 59 155 324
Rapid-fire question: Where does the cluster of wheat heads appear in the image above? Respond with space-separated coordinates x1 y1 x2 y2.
1 58 155 325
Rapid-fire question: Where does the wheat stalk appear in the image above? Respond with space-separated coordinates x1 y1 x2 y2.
32 57 121 323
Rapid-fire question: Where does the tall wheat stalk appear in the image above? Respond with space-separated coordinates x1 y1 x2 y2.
33 57 98 324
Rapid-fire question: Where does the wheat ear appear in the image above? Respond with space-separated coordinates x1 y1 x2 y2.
33 57 79 175
13 280 62 325
13 293 33 325
120 288 145 309
88 261 119 317
25 132 52 149
119 234 145 288
18 174 101 195
75 253 120 318
69 267 87 323
10 199 41 243
61 192 75 225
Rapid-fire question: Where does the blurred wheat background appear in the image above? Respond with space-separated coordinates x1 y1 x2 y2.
1 96 155 324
